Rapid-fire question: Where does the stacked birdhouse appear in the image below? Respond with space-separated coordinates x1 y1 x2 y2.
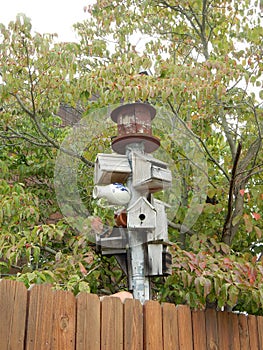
93 103 172 300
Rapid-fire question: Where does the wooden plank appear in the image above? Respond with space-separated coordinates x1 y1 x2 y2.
248 315 259 349
177 305 193 350
101 297 123 350
217 311 230 349
144 301 163 350
0 280 27 350
26 285 76 350
205 308 218 350
26 284 54 349
238 314 250 350
192 310 206 350
257 316 263 350
76 293 100 350
124 299 143 350
162 303 179 350
51 289 76 350
229 312 241 350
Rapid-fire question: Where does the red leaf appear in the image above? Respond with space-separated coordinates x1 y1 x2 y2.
252 212 261 221
239 189 245 196
79 262 87 276
243 214 253 233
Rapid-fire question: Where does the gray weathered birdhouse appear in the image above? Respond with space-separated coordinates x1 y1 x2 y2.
94 153 131 185
127 197 156 229
146 243 163 276
152 198 169 241
146 243 172 276
131 152 172 192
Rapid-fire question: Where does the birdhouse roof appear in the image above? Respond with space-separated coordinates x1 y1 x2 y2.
127 196 155 212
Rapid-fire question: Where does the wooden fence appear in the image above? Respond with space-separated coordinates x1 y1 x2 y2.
1 280 263 350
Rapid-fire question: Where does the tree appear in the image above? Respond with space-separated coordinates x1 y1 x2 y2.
0 0 263 314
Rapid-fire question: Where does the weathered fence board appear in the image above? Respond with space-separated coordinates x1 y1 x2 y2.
144 300 163 350
239 314 250 350
162 303 179 350
192 310 207 349
177 305 193 350
248 315 259 350
1 281 263 350
229 312 241 350
0 280 27 350
101 297 123 350
26 284 55 349
217 311 230 350
205 308 219 350
124 299 143 350
25 284 75 350
257 316 263 349
51 289 76 350
76 293 100 350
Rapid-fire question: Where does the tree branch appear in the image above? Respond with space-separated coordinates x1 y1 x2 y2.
168 220 196 236
168 99 230 181
10 93 94 167
222 142 242 245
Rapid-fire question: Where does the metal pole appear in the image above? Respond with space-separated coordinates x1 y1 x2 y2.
126 143 150 303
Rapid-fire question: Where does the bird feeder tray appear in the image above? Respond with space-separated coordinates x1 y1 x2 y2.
96 227 128 255
94 153 131 185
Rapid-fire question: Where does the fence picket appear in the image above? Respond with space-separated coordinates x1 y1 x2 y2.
144 301 163 350
25 284 55 349
248 315 259 350
217 311 230 349
176 305 193 350
239 314 250 350
124 299 143 350
25 285 75 350
257 316 263 349
229 312 241 350
192 310 206 349
205 308 218 350
0 280 27 350
51 289 76 350
76 293 100 350
101 297 123 350
162 303 179 350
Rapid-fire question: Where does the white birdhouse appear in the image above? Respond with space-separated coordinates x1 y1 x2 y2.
94 153 131 185
127 197 156 229
131 152 172 192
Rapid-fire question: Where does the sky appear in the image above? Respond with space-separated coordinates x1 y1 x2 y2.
0 0 93 42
